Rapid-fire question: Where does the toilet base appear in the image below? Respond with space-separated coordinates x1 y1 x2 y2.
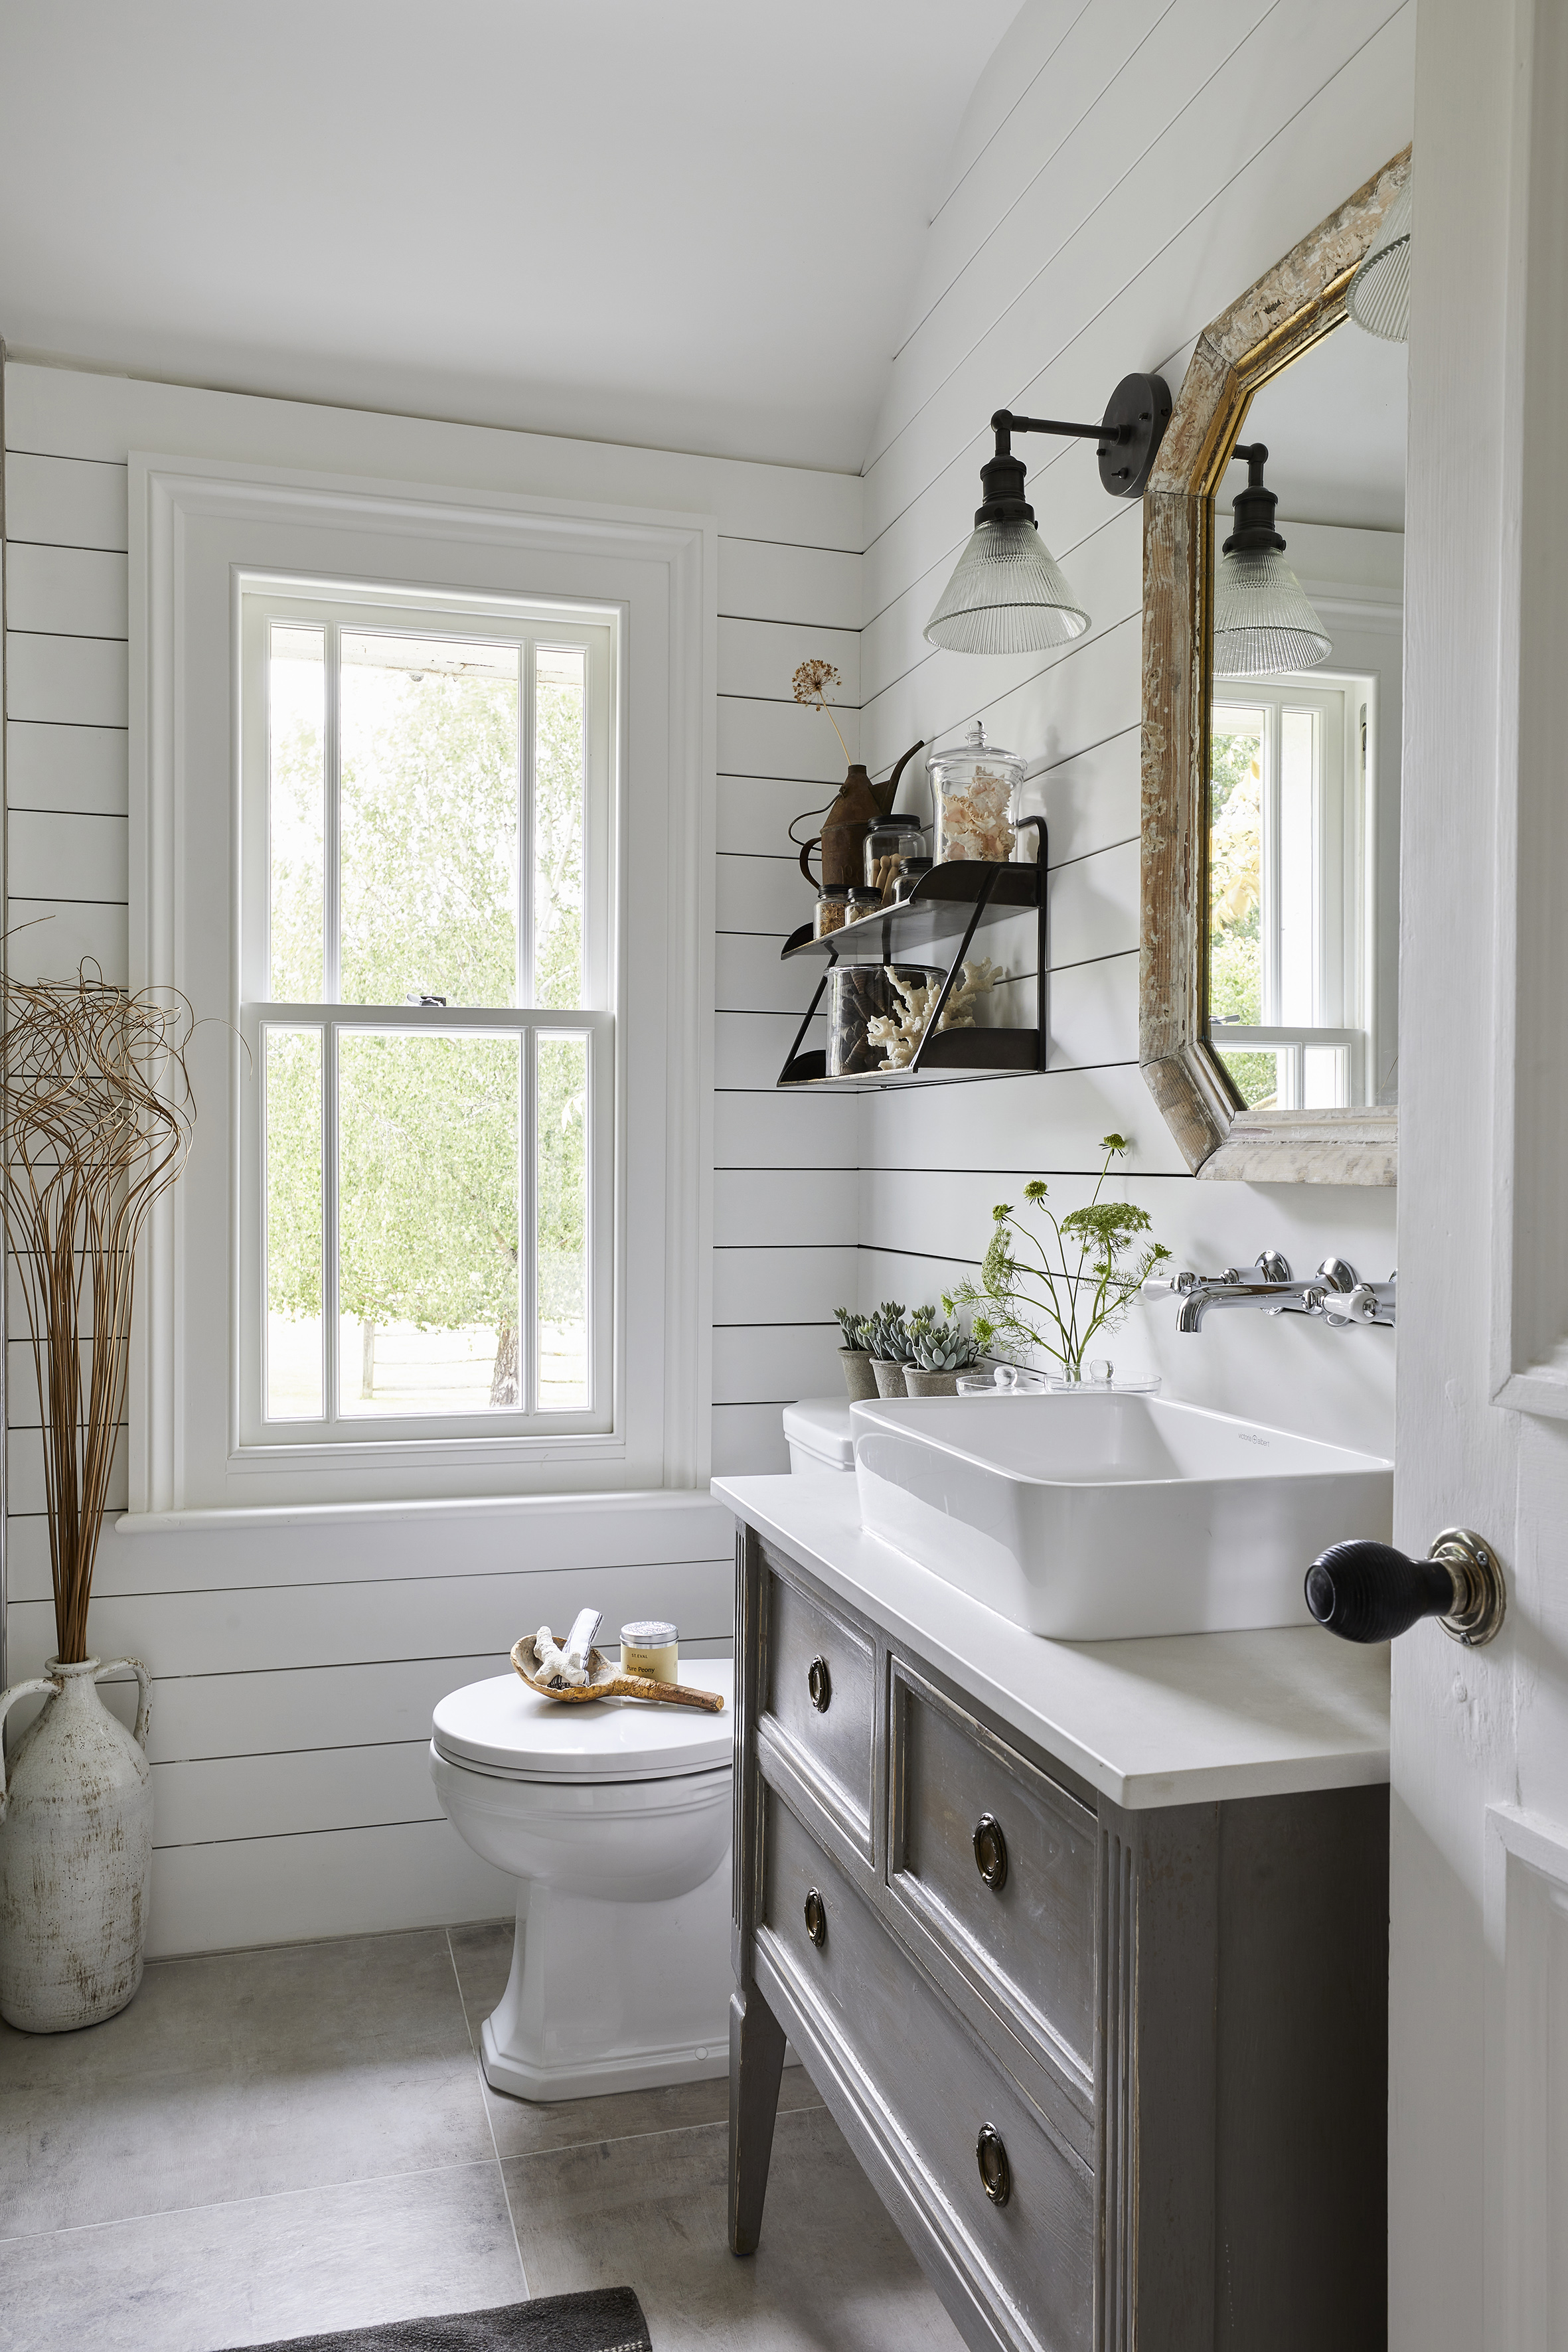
481 1856 734 2102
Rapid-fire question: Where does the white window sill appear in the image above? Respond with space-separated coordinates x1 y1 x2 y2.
113 1486 725 1536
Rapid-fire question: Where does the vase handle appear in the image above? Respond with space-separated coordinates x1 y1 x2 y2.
95 1658 153 1752
0 1676 62 1823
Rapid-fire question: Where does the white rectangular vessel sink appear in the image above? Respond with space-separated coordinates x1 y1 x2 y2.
850 1393 1393 1641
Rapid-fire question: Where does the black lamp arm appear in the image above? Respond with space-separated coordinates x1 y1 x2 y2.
991 408 1111 454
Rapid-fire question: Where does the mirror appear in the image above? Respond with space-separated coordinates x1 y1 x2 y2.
1208 321 1405 1117
1140 148 1409 1184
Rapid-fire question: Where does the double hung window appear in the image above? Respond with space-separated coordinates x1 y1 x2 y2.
1208 673 1378 1110
238 582 615 1449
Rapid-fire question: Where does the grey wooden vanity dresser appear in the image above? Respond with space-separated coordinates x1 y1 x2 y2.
724 1513 1388 2352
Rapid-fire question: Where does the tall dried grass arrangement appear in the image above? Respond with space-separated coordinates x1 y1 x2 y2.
1 962 196 1662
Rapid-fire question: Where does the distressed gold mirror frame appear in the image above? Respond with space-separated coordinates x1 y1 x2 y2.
1140 147 1410 1185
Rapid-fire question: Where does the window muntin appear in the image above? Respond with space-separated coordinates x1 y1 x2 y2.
1208 674 1374 1111
240 582 615 1450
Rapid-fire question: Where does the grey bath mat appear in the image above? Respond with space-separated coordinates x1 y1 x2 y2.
222 2286 652 2351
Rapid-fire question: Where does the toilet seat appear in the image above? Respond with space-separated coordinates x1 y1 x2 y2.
431 1658 732 1784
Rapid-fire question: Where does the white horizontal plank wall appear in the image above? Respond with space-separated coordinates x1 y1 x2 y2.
855 0 1412 1453
1 360 862 1951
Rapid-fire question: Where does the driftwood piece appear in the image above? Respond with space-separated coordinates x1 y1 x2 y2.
510 1636 725 1712
1139 149 1409 1186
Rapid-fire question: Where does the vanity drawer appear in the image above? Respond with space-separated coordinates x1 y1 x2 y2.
759 1543 876 1843
759 1787 1093 2352
890 1660 1097 2094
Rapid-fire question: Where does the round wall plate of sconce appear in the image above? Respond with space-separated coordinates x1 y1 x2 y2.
1095 372 1174 497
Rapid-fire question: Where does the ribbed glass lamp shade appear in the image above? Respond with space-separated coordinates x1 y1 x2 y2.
1347 181 1411 343
1212 546 1332 678
924 516 1091 655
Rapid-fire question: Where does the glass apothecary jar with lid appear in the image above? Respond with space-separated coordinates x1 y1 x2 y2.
926 722 1034 866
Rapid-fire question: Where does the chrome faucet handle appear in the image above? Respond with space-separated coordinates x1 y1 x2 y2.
1316 1257 1358 1293
1321 1282 1395 1328
1142 1270 1200 1299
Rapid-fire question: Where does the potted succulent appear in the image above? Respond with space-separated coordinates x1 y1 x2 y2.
834 1306 878 1401
905 1316 982 1396
945 1135 1169 1385
864 1301 916 1397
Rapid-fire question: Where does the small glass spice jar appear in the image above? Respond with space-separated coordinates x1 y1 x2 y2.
864 813 927 901
814 885 851 938
846 886 881 924
892 855 933 903
926 722 1031 866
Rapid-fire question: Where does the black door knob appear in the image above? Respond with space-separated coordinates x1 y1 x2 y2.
1305 1526 1505 1647
803 1887 826 1948
808 1656 832 1712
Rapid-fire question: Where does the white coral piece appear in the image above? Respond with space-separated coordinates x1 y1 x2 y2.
868 959 1001 1071
532 1623 590 1687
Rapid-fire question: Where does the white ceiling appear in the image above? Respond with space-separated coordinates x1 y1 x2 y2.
0 1 1021 474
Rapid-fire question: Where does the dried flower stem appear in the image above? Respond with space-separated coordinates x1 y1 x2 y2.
1 961 196 1662
791 658 852 769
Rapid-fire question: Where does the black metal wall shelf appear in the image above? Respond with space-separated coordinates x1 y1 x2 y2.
775 818 1048 1090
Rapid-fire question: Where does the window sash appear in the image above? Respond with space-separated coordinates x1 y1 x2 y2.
238 584 613 1017
237 580 617 1454
239 1003 614 1447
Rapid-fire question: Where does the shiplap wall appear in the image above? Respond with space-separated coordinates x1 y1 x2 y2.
1 360 860 1953
856 0 1413 1454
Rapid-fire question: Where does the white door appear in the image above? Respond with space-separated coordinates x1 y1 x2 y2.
1396 3 1568 2345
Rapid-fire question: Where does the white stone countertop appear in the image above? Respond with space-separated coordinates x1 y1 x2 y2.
712 1473 1390 1812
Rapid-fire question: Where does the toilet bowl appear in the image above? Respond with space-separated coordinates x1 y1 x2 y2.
430 1659 734 2102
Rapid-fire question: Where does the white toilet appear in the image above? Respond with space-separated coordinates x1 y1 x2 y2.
430 1660 734 2102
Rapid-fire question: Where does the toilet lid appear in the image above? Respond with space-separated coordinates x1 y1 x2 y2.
431 1659 734 1784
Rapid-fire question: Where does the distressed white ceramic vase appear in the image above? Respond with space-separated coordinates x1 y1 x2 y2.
0 1657 153 2032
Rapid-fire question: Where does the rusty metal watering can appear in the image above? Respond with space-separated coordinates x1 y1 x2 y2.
795 742 925 893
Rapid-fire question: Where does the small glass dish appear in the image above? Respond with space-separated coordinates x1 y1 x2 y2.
1046 1359 1162 1394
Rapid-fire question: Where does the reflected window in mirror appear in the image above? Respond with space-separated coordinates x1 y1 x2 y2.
1209 671 1379 1111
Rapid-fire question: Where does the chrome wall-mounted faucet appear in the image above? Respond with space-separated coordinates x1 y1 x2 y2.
1146 1254 1396 1333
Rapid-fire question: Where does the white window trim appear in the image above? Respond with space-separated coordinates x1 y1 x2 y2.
128 452 716 1518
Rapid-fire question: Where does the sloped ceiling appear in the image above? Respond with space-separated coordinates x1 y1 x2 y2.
0 0 1022 472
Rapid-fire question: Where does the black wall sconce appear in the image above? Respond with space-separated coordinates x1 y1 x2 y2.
924 372 1172 656
1212 442 1330 678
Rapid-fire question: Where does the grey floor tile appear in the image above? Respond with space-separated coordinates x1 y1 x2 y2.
483 2054 823 2161
0 2160 524 2352
450 1920 823 2159
503 2102 965 2350
0 1928 493 2236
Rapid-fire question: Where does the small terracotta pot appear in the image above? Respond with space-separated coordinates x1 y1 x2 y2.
871 1360 907 1397
839 1349 878 1401
904 1369 959 1397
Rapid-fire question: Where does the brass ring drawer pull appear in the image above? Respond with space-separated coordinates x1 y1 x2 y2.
803 1887 827 1948
807 1656 832 1712
973 1813 1008 1891
976 2123 1011 2207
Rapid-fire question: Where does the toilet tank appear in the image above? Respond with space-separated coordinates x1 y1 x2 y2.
782 1397 855 1478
